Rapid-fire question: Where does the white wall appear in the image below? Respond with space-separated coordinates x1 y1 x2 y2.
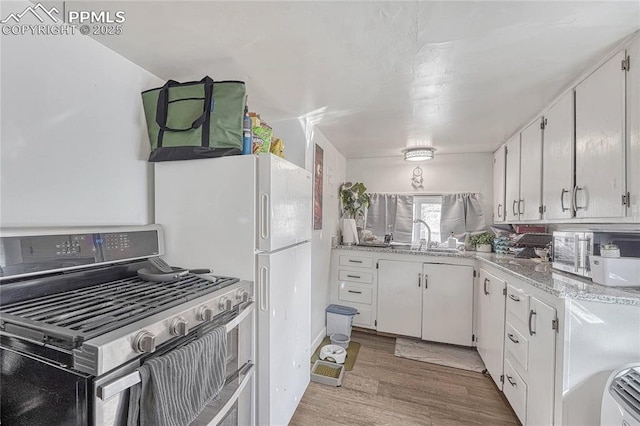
309 127 346 349
270 117 346 349
347 153 494 226
0 4 163 227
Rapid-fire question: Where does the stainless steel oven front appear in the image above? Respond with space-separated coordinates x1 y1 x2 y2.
552 231 593 277
93 297 254 426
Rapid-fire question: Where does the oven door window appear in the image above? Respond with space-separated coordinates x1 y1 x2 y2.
553 235 577 267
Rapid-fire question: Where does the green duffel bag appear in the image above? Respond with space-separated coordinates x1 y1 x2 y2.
142 76 245 162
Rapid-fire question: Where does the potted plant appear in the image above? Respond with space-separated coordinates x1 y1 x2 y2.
339 182 370 244
471 232 494 253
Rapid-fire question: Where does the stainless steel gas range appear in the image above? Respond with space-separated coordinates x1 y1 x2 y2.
0 225 254 425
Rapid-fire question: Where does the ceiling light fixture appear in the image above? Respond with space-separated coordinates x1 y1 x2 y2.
403 147 435 162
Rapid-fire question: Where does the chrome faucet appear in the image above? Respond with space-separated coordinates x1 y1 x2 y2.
413 219 432 249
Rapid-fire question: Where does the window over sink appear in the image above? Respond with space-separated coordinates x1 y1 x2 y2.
413 195 443 243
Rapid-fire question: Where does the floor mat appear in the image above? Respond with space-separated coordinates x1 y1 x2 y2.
311 337 360 371
394 337 485 373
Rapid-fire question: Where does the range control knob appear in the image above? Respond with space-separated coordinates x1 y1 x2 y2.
197 305 214 322
236 289 249 302
170 317 189 336
133 331 156 353
219 297 232 311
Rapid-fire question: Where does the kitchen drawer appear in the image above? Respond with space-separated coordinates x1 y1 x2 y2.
505 322 529 371
338 283 373 305
504 359 528 425
339 255 373 269
338 269 373 284
506 284 530 324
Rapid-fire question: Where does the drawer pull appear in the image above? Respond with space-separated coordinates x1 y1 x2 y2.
348 260 363 264
528 309 537 336
346 274 361 279
356 311 360 315
506 375 517 387
348 290 362 294
507 333 519 344
508 294 520 302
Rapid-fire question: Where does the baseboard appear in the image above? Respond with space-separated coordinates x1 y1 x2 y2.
311 327 326 353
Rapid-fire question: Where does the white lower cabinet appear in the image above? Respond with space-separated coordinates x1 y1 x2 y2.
330 250 377 330
377 259 423 337
504 277 557 426
504 358 528 424
477 269 507 390
421 263 474 346
526 297 557 426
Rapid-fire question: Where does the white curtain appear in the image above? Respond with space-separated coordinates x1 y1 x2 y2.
440 193 487 240
365 193 414 243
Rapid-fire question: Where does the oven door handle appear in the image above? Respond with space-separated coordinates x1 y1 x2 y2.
225 301 254 333
97 359 255 402
97 370 141 401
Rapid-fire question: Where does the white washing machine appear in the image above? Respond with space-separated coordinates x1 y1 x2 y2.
601 364 640 426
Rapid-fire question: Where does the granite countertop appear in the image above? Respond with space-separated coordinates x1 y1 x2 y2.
474 253 640 306
333 245 640 306
333 244 477 259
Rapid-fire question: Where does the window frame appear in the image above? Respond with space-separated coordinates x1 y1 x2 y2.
412 195 443 244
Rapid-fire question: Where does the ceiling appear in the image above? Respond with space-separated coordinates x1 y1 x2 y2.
79 1 639 159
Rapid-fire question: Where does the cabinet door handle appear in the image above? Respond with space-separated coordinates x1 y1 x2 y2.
483 278 489 295
497 204 503 218
348 260 363 264
348 290 362 294
512 200 518 216
573 186 584 210
346 274 361 279
507 333 519 344
418 273 422 288
508 294 520 302
424 274 428 289
528 309 537 336
560 188 569 212
518 199 524 215
506 375 517 387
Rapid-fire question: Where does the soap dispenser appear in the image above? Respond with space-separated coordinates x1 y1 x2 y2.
447 232 458 249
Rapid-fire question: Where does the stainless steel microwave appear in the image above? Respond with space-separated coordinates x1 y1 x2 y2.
552 230 640 278
552 231 594 277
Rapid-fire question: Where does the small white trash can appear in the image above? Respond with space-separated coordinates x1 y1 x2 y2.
326 304 357 339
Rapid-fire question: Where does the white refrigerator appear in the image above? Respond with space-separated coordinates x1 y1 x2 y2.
154 154 312 426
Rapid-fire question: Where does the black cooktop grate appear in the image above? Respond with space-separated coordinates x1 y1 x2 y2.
0 274 238 349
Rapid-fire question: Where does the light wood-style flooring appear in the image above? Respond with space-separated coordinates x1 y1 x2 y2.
290 331 520 426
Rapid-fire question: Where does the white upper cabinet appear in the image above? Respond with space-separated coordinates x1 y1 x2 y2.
575 50 627 219
542 91 575 220
505 135 521 222
627 37 639 221
493 146 506 222
519 119 543 221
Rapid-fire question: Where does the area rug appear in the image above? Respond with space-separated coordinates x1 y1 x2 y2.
311 337 360 371
394 337 485 373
